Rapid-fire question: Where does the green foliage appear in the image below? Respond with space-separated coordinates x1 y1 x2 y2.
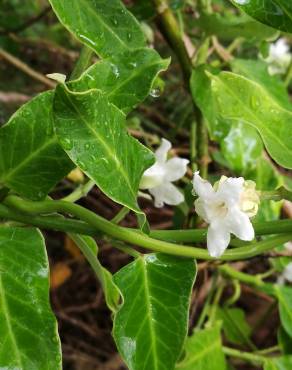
230 0 292 33
70 48 170 113
69 234 120 312
274 285 292 338
0 227 61 369
215 307 252 346
264 356 292 370
0 92 73 200
48 0 146 58
53 84 154 217
113 254 196 370
175 323 226 370
205 70 292 169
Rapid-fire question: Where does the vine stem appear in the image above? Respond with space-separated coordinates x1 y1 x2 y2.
69 46 93 80
223 347 267 364
2 196 292 261
152 0 209 177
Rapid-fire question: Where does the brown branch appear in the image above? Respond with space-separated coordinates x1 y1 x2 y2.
0 48 56 88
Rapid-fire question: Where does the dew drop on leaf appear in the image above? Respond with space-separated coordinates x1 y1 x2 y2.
60 138 73 150
150 88 161 98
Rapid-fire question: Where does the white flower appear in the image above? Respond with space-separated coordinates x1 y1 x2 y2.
140 138 189 207
192 172 259 258
265 38 291 75
284 241 292 253
277 262 292 285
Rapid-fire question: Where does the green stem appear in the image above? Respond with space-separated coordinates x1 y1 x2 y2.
219 265 264 287
62 179 95 203
223 347 266 364
111 207 130 224
151 219 292 242
2 196 292 261
69 46 93 80
152 0 209 178
152 0 191 82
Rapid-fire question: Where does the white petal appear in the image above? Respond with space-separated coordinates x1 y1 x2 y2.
194 198 210 223
283 263 292 283
149 182 184 208
164 157 189 182
192 172 214 199
155 138 171 164
139 163 165 189
207 222 230 258
216 177 244 206
225 207 254 241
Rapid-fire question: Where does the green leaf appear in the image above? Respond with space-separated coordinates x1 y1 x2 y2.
206 70 292 169
264 356 292 370
0 227 61 369
113 254 196 370
274 285 292 338
175 323 226 370
278 326 292 354
190 66 230 140
193 12 278 41
53 84 154 217
69 234 120 312
247 157 283 221
0 92 73 200
230 0 292 33
215 307 251 346
70 48 170 113
271 257 292 273
48 0 146 58
221 121 263 174
231 59 291 111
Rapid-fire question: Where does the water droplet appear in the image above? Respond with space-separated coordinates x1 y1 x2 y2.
111 63 120 78
150 88 161 98
79 34 96 47
85 143 90 150
127 32 132 41
77 160 86 169
112 18 118 26
60 138 73 150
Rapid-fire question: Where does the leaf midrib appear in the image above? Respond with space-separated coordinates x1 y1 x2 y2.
141 258 159 370
63 90 137 202
0 135 57 183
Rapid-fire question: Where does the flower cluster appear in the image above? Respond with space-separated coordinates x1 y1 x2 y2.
140 138 261 258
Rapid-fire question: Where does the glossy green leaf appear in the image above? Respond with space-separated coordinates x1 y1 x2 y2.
175 323 226 370
215 307 251 346
206 70 292 169
53 85 154 217
48 0 146 58
70 48 170 113
190 66 229 140
230 0 292 33
274 285 292 338
0 227 61 369
231 59 291 110
221 121 263 174
113 254 196 370
193 12 277 41
69 234 120 312
264 356 292 370
0 92 73 200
